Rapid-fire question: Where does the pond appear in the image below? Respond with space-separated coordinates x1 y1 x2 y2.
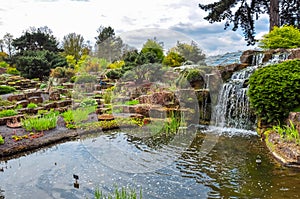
1 126 300 199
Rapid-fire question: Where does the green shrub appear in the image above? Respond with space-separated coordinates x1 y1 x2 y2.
124 99 139 106
0 61 9 68
40 83 47 89
80 98 97 108
27 102 38 109
106 69 123 80
0 85 16 94
74 73 97 83
248 59 300 123
6 67 20 75
0 109 18 118
50 67 76 81
259 25 300 49
0 135 4 145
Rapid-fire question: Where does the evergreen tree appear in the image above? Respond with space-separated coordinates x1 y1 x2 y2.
199 0 300 45
95 26 124 62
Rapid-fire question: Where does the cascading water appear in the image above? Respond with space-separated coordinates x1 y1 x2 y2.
213 51 290 130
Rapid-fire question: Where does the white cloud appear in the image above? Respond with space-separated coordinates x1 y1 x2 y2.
0 0 269 56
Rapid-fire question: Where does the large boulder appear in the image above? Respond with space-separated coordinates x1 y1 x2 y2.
240 50 262 64
287 112 300 134
288 48 300 60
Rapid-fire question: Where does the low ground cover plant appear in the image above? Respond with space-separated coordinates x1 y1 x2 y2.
0 109 18 118
27 102 38 109
0 135 4 145
21 110 59 131
0 85 16 94
61 106 96 129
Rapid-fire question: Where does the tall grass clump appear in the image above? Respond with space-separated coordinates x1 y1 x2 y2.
272 120 300 144
21 111 59 131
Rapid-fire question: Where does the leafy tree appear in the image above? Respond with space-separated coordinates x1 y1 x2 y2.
95 26 124 62
171 41 205 64
62 33 88 62
15 50 67 79
199 0 300 45
162 51 185 67
3 33 14 58
12 26 60 53
259 25 300 49
140 38 164 63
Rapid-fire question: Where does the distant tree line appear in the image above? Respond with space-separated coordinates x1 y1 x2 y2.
0 25 206 80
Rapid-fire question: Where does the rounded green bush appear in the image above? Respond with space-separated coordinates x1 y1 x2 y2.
0 85 16 94
259 25 300 49
74 73 97 83
248 59 300 123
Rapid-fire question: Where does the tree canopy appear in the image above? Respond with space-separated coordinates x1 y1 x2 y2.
170 41 206 65
199 0 300 45
95 26 124 62
12 26 67 79
140 38 164 63
62 33 88 62
12 26 60 53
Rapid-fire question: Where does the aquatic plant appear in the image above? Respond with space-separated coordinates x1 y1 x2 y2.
94 185 142 199
78 118 143 131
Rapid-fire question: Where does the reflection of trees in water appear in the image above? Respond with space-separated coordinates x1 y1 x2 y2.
176 134 274 198
0 188 4 199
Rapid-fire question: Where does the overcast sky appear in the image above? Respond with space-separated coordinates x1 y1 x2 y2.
0 0 269 56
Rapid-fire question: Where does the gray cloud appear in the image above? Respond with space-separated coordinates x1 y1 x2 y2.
121 16 137 26
170 22 225 36
119 28 193 51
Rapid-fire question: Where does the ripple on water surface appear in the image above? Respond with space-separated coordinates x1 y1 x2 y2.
1 129 300 198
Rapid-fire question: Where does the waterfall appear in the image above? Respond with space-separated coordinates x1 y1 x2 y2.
213 66 257 130
212 51 290 130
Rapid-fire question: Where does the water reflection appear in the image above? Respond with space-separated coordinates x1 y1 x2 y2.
0 128 300 198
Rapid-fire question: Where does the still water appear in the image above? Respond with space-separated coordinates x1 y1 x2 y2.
1 127 300 199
